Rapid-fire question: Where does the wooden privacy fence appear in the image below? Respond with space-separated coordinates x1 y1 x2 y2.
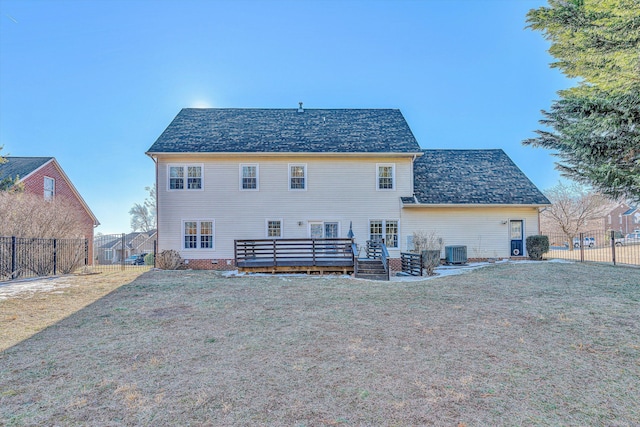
0 236 88 281
235 238 355 273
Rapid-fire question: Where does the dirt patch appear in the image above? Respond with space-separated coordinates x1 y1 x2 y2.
0 263 639 426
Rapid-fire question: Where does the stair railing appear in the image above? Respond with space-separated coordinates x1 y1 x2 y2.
366 239 390 280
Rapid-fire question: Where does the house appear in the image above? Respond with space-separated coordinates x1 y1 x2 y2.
94 230 156 264
605 203 639 235
0 157 99 260
146 107 550 271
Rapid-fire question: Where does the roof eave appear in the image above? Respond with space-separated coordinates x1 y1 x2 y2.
402 202 551 208
146 151 424 158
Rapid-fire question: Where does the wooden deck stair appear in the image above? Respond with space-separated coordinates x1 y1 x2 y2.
355 258 389 281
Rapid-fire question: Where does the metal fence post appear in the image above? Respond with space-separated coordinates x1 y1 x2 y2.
153 240 157 268
121 233 126 270
53 239 57 276
611 230 617 266
579 232 584 263
85 239 89 269
11 236 16 280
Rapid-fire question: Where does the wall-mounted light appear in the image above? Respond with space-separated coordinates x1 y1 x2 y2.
501 220 508 225
298 221 304 226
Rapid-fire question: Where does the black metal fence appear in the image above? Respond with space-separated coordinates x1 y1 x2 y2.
92 233 156 272
0 236 88 281
544 230 640 266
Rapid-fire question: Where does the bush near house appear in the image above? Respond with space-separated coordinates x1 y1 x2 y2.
526 235 549 260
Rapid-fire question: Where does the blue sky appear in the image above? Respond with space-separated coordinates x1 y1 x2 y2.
0 0 569 234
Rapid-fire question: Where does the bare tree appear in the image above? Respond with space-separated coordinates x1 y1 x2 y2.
541 182 611 249
0 192 86 238
129 185 156 232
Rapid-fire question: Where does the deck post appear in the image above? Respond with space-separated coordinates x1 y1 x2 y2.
273 239 277 267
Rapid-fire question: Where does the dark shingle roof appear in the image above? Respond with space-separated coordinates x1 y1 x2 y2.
622 207 637 216
412 149 550 205
147 108 421 154
0 157 52 181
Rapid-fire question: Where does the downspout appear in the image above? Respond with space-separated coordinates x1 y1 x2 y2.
147 153 159 253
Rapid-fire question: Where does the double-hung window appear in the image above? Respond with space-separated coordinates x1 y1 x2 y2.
183 220 214 249
369 220 399 249
266 220 282 238
377 164 395 190
169 165 202 190
240 164 258 190
44 177 55 200
289 164 306 190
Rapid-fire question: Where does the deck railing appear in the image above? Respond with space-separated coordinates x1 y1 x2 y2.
365 239 390 280
235 238 355 269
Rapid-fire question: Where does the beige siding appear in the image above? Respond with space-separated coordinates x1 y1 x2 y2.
401 206 541 258
157 155 414 260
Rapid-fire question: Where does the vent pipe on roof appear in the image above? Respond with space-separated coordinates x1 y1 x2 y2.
298 102 304 113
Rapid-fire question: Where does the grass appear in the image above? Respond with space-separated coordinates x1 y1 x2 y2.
0 270 146 352
1 262 639 426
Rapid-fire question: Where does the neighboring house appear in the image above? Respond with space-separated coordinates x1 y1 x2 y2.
0 156 99 260
94 230 156 264
146 107 550 270
605 203 639 235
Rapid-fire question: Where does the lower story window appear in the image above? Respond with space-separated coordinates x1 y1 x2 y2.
267 220 282 238
184 220 214 249
369 220 398 248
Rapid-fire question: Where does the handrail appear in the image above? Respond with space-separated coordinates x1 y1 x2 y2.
380 243 390 280
365 239 390 280
351 242 358 275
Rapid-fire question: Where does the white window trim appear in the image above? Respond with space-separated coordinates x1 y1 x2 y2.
288 163 307 191
44 176 55 200
167 164 204 191
265 219 283 238
239 164 259 191
368 219 400 249
182 219 215 250
308 221 341 239
376 163 395 191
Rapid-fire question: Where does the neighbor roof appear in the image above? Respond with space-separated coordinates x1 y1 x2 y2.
410 149 551 205
0 157 53 182
622 207 637 216
147 108 422 154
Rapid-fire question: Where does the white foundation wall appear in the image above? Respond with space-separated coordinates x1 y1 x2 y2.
401 206 541 259
156 154 414 260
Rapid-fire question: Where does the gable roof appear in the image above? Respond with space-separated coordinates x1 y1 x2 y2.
622 207 638 216
0 156 100 226
147 108 422 154
409 149 550 206
0 157 53 182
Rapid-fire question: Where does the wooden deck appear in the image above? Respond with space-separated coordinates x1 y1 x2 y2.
235 238 356 274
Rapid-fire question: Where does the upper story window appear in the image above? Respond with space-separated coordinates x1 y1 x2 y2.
44 177 55 200
169 165 202 190
240 164 258 190
377 164 395 190
289 164 307 190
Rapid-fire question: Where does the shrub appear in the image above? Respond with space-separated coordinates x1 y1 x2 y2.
156 250 183 270
144 252 155 266
526 235 549 260
412 231 443 276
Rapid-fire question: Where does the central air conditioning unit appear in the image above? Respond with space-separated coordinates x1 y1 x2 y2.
445 245 467 265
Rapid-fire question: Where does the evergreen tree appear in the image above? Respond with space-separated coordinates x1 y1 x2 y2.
524 0 640 201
